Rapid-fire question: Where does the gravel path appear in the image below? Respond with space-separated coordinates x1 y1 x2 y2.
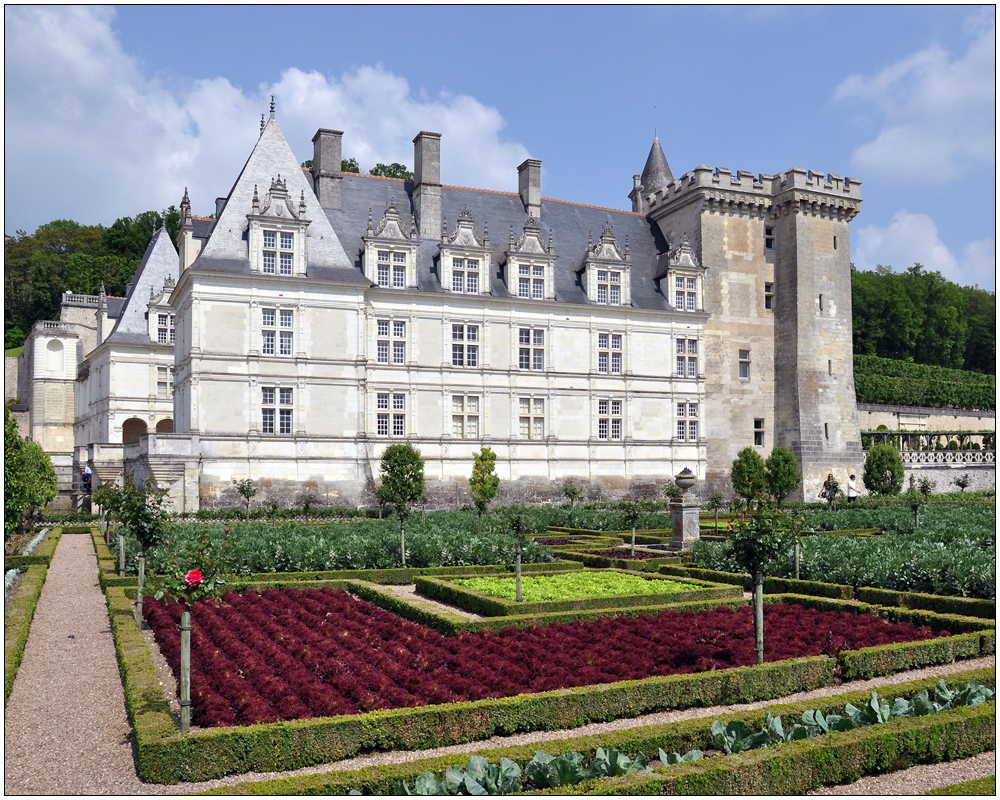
3 537 995 795
3 533 148 796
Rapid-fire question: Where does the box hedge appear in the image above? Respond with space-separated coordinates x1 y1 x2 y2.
557 551 682 571
201 667 996 795
414 572 741 617
855 587 995 620
659 565 752 590
4 563 49 703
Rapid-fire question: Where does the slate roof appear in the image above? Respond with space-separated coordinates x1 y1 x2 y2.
193 121 674 309
105 227 178 346
324 175 672 309
640 137 673 194
192 116 358 282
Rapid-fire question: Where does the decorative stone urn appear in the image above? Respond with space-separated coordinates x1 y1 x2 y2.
671 469 700 551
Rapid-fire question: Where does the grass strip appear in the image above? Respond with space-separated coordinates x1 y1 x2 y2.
199 667 995 795
415 572 741 617
925 775 996 795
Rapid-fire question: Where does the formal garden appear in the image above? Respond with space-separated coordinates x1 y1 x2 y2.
4 432 995 794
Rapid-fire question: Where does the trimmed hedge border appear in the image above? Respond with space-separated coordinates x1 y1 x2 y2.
4 527 64 702
557 551 682 571
4 554 49 570
542 703 996 795
4 563 49 703
414 571 741 617
664 565 997 619
200 667 997 795
110 582 834 785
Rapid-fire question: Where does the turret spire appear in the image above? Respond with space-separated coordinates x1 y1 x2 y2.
640 135 673 194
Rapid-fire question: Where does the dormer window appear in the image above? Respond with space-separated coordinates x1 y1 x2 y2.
440 209 491 297
581 223 630 307
247 177 309 277
363 202 419 289
518 264 545 300
503 216 556 301
675 276 698 312
451 258 480 294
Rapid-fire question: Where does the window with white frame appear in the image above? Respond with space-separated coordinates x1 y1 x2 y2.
375 392 406 436
739 349 751 379
263 231 277 274
676 339 697 377
676 402 698 442
518 397 545 439
376 319 406 365
754 418 765 446
376 251 391 288
261 386 292 434
517 264 544 300
596 270 622 305
597 398 623 440
393 252 406 288
518 328 545 370
452 395 480 438
675 276 697 311
261 308 276 355
451 258 480 294
157 366 174 399
597 332 623 374
279 233 294 275
451 324 479 367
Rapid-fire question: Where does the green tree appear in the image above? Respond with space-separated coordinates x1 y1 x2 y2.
704 494 725 534
341 157 361 173
102 208 180 262
233 478 258 521
469 447 500 535
562 482 581 507
862 444 905 496
730 497 804 665
731 447 766 501
4 401 57 541
764 448 802 505
378 443 425 567
370 162 414 181
111 470 170 622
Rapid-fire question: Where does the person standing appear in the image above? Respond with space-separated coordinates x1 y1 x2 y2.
847 474 860 503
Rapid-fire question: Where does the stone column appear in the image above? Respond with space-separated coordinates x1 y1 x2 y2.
671 471 701 551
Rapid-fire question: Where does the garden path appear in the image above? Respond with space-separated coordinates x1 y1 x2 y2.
3 533 148 796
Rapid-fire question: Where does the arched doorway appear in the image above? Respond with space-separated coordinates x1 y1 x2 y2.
122 418 148 444
155 419 174 433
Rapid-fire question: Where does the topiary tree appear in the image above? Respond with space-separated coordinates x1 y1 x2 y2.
562 482 581 507
704 494 725 534
233 477 257 522
378 443 425 567
764 448 801 506
731 447 766 502
862 444 905 496
114 470 170 623
730 496 804 665
953 473 971 492
469 447 500 535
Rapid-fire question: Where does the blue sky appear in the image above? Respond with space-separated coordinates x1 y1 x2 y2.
5 5 995 289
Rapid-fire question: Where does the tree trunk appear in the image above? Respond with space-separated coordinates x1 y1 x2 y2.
118 533 126 576
515 539 523 602
400 519 406 568
631 524 636 559
754 571 764 665
714 509 719 534
478 510 482 536
179 609 192 733
136 553 146 626
793 540 800 580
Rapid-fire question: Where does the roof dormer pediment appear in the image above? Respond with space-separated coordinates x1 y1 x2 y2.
444 207 487 248
589 222 626 263
253 176 308 221
510 215 551 255
367 199 414 241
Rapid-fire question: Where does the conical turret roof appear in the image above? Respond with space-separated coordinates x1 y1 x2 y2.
640 136 673 193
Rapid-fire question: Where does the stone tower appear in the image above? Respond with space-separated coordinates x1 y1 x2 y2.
637 143 864 500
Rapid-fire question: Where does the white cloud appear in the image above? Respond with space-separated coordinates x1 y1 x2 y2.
853 210 995 290
3 7 529 232
833 12 995 179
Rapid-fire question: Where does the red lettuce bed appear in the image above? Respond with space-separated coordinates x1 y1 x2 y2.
143 587 947 728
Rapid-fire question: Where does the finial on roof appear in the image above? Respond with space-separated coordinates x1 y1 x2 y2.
588 230 593 247
99 280 106 297
509 223 515 248
410 213 416 238
625 234 630 258
150 285 156 300
270 95 276 119
441 214 447 242
548 229 553 254
483 219 489 246
160 208 168 231
366 208 374 236
299 190 307 217
260 113 265 134
252 184 260 213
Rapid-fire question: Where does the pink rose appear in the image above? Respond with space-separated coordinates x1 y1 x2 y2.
185 569 204 587
225 527 230 533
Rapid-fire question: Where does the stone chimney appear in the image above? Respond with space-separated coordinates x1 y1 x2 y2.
311 128 343 209
412 131 442 238
518 159 542 218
